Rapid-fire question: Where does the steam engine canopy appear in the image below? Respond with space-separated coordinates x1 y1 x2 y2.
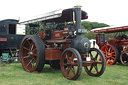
70 36 90 53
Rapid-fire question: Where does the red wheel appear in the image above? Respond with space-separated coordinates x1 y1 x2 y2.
60 48 82 80
84 48 106 76
120 53 128 65
20 35 45 72
101 45 119 65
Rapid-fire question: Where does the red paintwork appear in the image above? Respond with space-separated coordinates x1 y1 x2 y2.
37 28 69 60
0 38 7 41
108 39 128 48
45 48 61 60
52 30 68 39
90 26 128 33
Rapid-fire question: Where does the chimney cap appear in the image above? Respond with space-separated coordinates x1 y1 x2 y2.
74 5 82 8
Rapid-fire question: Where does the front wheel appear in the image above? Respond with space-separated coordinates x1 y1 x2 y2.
60 48 82 80
84 48 106 77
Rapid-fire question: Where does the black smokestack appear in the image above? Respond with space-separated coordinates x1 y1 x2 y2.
74 6 81 33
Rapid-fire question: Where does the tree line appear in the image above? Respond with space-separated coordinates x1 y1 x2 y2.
81 21 109 39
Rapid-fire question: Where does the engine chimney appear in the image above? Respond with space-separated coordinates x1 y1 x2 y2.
74 6 82 34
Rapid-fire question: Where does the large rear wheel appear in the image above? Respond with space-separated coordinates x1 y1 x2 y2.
20 35 45 72
101 45 119 65
60 48 82 80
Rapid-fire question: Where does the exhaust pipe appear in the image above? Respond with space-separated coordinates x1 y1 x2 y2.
74 6 82 34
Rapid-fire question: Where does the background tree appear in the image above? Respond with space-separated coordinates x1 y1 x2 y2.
81 21 109 39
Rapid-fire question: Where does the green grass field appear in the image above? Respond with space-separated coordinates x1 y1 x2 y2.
0 63 128 85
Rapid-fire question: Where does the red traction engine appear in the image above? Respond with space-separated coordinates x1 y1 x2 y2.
19 6 106 80
91 26 128 65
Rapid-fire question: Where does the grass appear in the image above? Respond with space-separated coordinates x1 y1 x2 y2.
0 63 128 85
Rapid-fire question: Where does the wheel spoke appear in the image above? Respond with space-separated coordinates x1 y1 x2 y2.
109 61 113 64
29 42 34 50
108 47 111 52
31 44 34 51
30 41 34 46
95 52 99 60
67 67 71 74
71 66 76 75
111 57 115 60
94 64 98 73
106 47 109 52
71 53 74 61
31 61 35 68
112 55 116 57
27 40 31 45
32 57 37 63
32 63 34 68
27 60 33 67
65 54 68 60
104 49 107 53
32 58 36 66
23 47 30 51
111 52 115 54
90 52 93 60
23 56 30 59
105 47 108 52
33 48 37 52
90 64 93 71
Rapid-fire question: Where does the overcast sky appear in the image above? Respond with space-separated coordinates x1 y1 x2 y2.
0 0 128 26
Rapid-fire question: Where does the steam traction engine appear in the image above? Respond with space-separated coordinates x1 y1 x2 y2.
20 6 106 80
91 26 128 65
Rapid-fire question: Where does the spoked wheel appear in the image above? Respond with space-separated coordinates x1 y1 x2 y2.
101 45 119 65
20 35 45 72
84 48 106 76
120 53 128 65
60 48 82 80
49 60 60 69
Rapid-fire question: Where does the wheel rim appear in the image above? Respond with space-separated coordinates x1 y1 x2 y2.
120 53 128 65
101 45 117 65
84 48 106 76
60 48 82 80
20 37 38 72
